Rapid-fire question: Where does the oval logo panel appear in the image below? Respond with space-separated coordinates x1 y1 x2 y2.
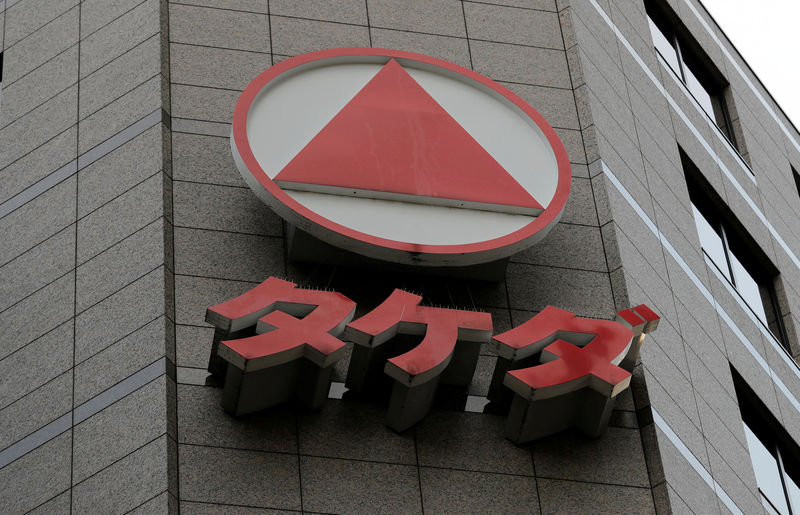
232 48 571 266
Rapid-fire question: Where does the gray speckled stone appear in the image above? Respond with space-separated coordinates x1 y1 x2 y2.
171 84 240 124
371 28 472 69
467 354 496 396
4 0 78 47
27 490 71 514
170 43 272 91
180 444 301 509
172 132 245 186
533 426 650 487
80 0 146 36
79 0 159 78
368 0 465 37
172 118 231 137
73 375 168 483
79 33 160 120
0 175 76 265
0 224 75 312
420 467 540 514
77 172 163 264
0 46 78 128
173 181 283 237
0 370 71 449
476 0 556 10
128 491 171 514
0 126 76 205
501 81 580 130
0 272 75 360
173 227 285 282
270 16 369 56
75 266 166 362
554 127 588 164
0 320 73 408
72 435 170 514
176 324 215 368
465 2 562 49
416 410 534 475
560 176 599 226
298 399 416 464
77 124 162 216
170 0 269 12
78 76 161 154
0 431 72 513
76 218 165 312
174 274 258 327
511 222 607 272
650 426 719 514
178 384 297 453
705 436 762 515
170 4 269 52
300 456 421 514
182 501 298 514
3 6 78 85
74 316 167 404
271 0 367 25
0 85 77 171
471 40 570 88
538 478 654 514
505 262 614 317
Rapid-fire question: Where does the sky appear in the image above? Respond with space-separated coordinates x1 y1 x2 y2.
700 0 800 129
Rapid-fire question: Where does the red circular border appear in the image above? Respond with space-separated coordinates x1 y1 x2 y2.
232 48 571 260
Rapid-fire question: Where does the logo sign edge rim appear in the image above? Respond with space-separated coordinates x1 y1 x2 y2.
231 47 572 266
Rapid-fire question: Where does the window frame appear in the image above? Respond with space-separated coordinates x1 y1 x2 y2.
734 367 800 515
683 152 790 350
645 2 747 166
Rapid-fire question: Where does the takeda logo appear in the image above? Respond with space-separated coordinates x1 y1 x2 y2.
205 277 659 444
210 49 648 443
231 48 571 266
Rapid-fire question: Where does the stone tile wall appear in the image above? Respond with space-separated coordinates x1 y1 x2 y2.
5 0 799 513
564 0 800 513
166 1 656 513
0 0 176 512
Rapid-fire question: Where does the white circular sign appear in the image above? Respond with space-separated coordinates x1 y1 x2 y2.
232 48 571 266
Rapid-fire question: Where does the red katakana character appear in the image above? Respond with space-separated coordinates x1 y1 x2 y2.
344 289 493 431
205 277 356 415
490 305 659 443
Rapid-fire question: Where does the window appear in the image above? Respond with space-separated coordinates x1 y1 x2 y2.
793 166 800 201
645 2 739 150
734 368 800 515
683 152 790 349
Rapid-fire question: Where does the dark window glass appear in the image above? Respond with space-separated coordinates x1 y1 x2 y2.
729 250 768 322
735 370 800 515
683 63 715 117
793 166 800 201
691 203 730 281
683 151 789 349
647 16 680 73
745 421 792 514
645 3 739 150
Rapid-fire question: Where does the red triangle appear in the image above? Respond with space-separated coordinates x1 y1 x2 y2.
274 59 543 215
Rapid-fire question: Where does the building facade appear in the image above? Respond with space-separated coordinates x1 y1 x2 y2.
1 0 800 513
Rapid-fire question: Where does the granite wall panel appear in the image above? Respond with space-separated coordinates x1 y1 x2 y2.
4 0 800 512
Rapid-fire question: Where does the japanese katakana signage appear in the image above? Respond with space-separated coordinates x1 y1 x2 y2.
205 277 659 444
211 48 655 444
230 48 571 269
